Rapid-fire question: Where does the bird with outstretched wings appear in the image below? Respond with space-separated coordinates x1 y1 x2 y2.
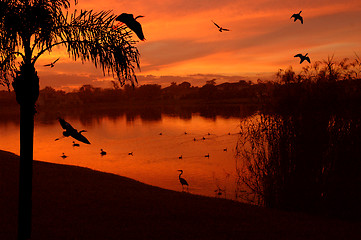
212 20 230 32
56 117 91 144
294 53 311 64
115 13 145 41
291 11 303 24
44 57 60 67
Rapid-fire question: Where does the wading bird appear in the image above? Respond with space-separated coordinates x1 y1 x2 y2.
290 11 303 24
115 13 145 41
61 153 68 159
100 149 107 156
44 57 60 67
178 170 189 191
72 141 80 147
212 20 230 32
55 117 91 144
294 53 311 64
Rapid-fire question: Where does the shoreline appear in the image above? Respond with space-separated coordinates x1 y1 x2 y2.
1 149 360 239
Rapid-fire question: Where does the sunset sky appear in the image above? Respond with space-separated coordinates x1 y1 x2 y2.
7 0 361 90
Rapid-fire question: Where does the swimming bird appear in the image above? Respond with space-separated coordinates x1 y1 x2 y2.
128 152 133 156
55 117 91 144
100 149 107 156
212 20 230 32
178 170 189 191
205 153 210 158
294 53 311 64
44 57 60 67
61 153 68 159
223 148 227 152
115 13 145 41
72 141 80 147
193 138 196 141
290 11 303 24
179 155 183 159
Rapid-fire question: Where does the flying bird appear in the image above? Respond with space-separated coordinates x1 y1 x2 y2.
55 117 91 144
100 149 107 156
178 170 189 191
290 11 303 24
294 53 311 64
44 58 60 67
61 153 68 159
212 20 230 32
115 13 145 41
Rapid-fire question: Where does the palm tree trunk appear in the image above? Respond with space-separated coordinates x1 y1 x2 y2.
13 60 39 240
18 104 34 240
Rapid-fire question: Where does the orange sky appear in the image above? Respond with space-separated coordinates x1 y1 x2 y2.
4 0 361 90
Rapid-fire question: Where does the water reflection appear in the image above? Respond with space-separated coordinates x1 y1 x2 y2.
0 109 249 200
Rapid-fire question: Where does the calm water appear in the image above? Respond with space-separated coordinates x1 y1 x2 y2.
0 112 244 200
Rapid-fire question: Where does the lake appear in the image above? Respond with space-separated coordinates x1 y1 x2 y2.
0 108 248 200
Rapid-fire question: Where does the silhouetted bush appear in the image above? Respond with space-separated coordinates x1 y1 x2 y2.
236 57 361 220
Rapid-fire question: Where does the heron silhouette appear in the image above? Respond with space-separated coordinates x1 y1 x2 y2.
55 117 91 144
178 170 189 191
294 53 311 64
61 153 68 159
100 149 107 156
290 11 303 24
212 20 230 32
44 57 60 67
115 13 145 41
72 141 80 147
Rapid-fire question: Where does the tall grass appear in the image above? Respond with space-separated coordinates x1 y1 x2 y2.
236 56 361 220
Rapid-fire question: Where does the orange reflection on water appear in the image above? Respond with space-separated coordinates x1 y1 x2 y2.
2 114 242 199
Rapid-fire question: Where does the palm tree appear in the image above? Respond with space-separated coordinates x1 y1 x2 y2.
0 1 140 239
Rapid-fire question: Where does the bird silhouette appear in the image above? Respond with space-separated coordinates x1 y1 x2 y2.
212 20 230 32
100 149 107 156
55 117 91 144
290 11 303 24
223 148 227 152
179 155 183 159
115 13 145 41
61 153 68 159
178 170 189 191
128 152 133 156
44 57 60 67
294 53 311 64
205 153 210 158
72 141 80 147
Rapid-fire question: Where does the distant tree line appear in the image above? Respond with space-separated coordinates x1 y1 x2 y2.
1 79 260 110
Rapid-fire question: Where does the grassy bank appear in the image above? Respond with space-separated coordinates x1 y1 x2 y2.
1 150 360 239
